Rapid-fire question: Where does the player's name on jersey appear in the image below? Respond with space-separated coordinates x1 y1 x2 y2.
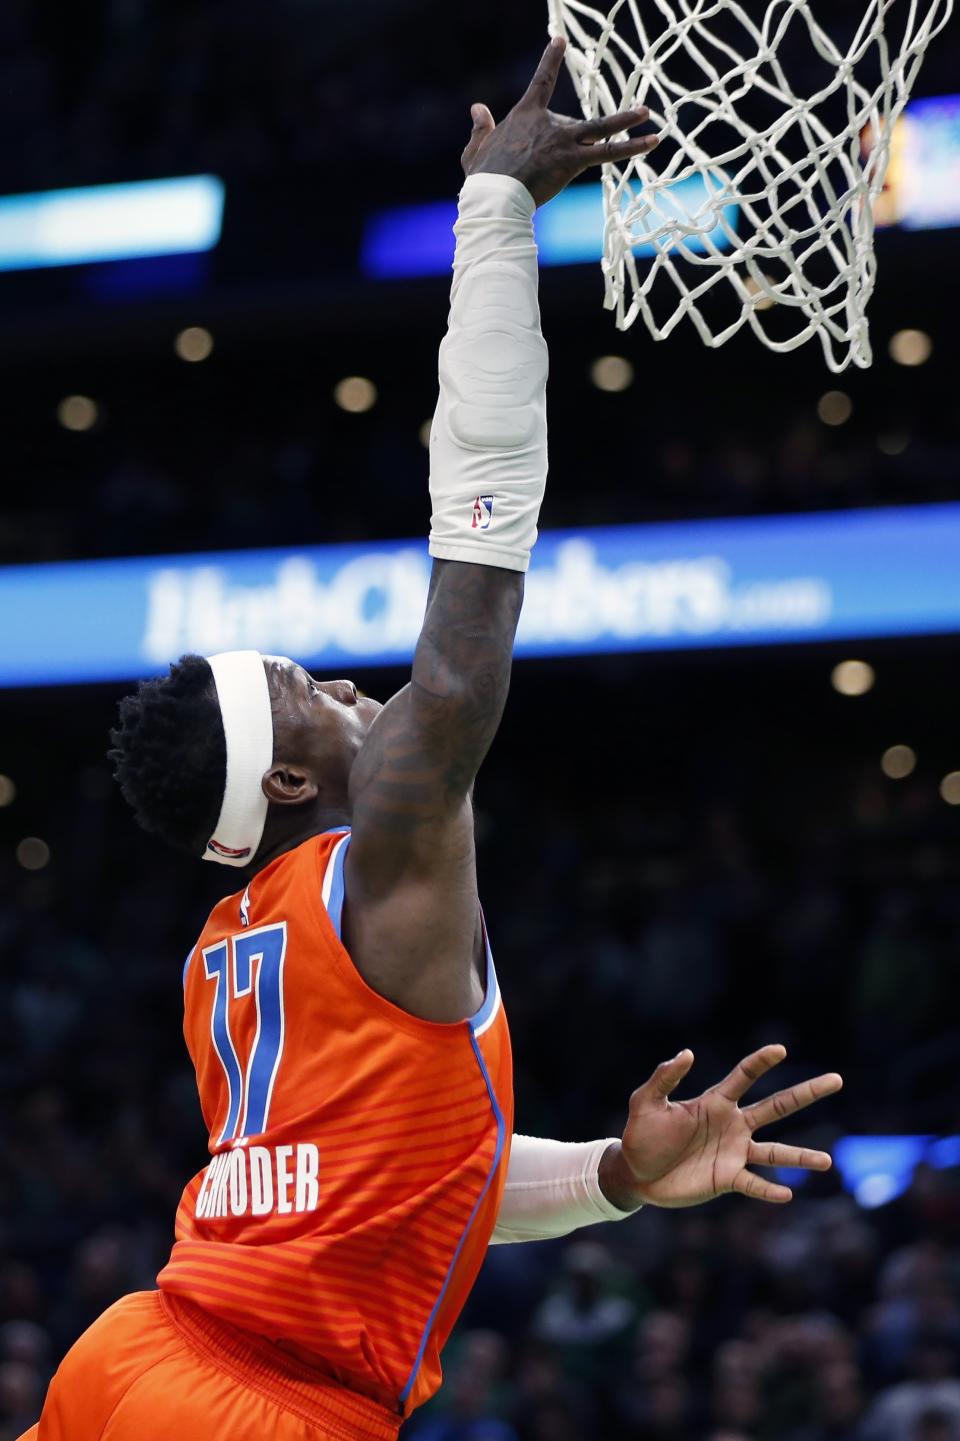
195 1142 319 1220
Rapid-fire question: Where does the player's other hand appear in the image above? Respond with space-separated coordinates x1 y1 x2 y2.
462 36 659 209
599 1044 843 1211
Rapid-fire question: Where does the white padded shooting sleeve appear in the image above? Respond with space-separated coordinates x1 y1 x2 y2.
428 173 548 573
490 1135 635 1245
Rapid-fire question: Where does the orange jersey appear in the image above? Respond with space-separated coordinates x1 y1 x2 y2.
157 828 513 1421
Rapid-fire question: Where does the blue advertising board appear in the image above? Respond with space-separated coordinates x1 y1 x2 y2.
5 504 957 688
2 503 959 687
0 176 225 273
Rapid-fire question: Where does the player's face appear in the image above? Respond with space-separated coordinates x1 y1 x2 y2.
263 656 381 783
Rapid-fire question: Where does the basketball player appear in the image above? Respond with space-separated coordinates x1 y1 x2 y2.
24 37 842 1441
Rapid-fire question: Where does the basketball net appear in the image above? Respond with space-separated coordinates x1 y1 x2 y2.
547 0 954 370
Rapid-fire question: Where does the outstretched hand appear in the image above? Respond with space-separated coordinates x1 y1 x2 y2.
462 36 659 208
599 1045 843 1211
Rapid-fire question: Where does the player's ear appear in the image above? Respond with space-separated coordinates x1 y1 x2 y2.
261 764 319 808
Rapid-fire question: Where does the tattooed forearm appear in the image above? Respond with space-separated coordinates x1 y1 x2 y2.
348 560 524 845
411 560 524 790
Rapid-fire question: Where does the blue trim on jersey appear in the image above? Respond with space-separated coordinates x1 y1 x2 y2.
397 1022 507 1410
469 927 499 1031
326 833 350 940
183 946 195 989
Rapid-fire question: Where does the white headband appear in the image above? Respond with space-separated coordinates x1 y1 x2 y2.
203 650 274 867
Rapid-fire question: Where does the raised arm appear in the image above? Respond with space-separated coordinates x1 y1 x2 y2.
344 40 657 1021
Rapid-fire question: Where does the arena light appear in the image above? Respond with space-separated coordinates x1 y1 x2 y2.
743 273 778 311
877 431 910 456
888 328 933 366
832 660 875 696
873 94 960 231
940 771 960 805
835 1136 934 1209
881 745 917 779
175 326 214 362
779 1134 960 1206
590 356 634 393
16 837 50 871
334 377 377 413
0 175 225 273
419 419 432 449
57 395 98 432
0 774 15 806
818 390 853 426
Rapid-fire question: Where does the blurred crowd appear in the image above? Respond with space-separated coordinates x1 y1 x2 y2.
2 359 956 568
1 682 958 1438
0 0 543 201
0 0 956 202
407 1181 960 1441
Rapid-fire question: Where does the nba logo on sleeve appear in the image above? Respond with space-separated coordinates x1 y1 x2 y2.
471 496 494 530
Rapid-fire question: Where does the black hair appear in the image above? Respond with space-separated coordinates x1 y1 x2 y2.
108 654 226 857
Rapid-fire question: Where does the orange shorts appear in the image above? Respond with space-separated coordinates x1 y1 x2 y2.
22 1290 400 1441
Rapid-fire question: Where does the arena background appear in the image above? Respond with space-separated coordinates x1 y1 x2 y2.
1 3 960 1438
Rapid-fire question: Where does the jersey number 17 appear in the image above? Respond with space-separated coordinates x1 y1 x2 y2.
201 922 288 1145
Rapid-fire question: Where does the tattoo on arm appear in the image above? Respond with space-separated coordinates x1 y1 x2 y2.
412 560 524 792
349 559 524 850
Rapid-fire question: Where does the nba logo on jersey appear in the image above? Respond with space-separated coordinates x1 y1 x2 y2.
472 495 494 530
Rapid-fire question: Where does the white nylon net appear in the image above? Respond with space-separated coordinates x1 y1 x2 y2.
547 0 954 370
